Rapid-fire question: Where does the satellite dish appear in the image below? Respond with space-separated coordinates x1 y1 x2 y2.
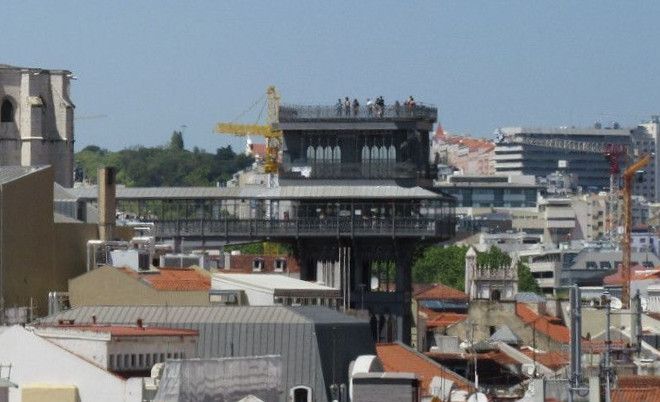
370 276 379 291
467 392 489 402
610 297 623 310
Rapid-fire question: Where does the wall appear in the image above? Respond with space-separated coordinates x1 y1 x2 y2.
446 301 567 352
0 166 102 316
0 167 56 316
68 267 210 307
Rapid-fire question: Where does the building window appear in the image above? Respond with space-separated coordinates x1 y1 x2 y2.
124 355 130 369
252 258 264 272
131 354 136 367
1 98 14 123
290 386 312 402
139 354 144 367
109 354 115 369
274 258 287 272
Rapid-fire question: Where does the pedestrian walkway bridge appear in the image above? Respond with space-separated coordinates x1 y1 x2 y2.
65 185 455 242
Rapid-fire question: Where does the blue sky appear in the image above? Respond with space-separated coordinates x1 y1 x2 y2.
3 1 659 151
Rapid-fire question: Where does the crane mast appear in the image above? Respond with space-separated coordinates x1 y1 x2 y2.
621 154 651 308
500 134 627 240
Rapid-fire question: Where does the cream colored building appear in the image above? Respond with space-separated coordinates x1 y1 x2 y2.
0 166 102 318
69 266 212 307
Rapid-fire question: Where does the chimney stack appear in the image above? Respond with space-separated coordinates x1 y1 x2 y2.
98 167 116 241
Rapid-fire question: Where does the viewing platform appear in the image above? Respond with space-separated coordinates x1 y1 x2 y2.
278 103 438 123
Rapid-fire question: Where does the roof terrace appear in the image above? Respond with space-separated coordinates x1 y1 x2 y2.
278 103 437 122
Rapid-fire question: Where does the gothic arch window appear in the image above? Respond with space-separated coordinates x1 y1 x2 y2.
491 289 501 301
290 386 312 402
1 98 14 123
306 146 315 162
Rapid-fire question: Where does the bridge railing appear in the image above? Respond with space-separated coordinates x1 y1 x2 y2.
153 216 455 239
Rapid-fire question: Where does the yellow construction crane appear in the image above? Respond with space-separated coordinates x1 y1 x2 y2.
215 86 282 174
621 153 651 308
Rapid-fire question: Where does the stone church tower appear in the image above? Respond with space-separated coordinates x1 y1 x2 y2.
464 246 518 301
0 64 75 187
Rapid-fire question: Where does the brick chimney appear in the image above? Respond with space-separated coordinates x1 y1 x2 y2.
98 167 116 241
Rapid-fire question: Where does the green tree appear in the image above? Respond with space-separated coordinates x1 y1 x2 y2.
517 261 542 294
412 245 469 290
169 130 184 151
477 245 512 270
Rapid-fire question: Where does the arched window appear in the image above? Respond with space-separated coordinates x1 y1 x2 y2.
290 386 312 402
1 98 14 123
361 145 370 162
333 145 341 162
315 146 324 161
306 146 315 162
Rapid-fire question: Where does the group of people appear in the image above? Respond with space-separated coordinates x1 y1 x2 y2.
335 96 417 117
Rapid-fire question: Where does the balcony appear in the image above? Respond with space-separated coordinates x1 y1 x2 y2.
278 103 437 122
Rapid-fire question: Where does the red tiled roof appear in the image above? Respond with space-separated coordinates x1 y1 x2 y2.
519 348 569 371
414 283 468 301
119 267 210 291
581 339 628 354
516 303 570 344
376 343 474 396
611 388 660 402
427 351 518 366
41 324 198 338
249 143 268 159
617 375 660 389
420 309 467 328
603 265 660 285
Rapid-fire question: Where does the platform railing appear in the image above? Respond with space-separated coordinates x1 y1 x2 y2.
153 215 454 239
279 103 437 121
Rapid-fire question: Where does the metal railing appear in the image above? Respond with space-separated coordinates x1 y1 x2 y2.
153 216 455 239
279 103 437 121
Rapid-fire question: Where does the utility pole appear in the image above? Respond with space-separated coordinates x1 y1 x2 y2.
602 290 612 402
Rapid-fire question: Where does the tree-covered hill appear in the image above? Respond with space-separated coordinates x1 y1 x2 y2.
75 131 253 186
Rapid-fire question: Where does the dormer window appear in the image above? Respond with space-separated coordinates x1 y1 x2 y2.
252 258 264 272
274 258 287 272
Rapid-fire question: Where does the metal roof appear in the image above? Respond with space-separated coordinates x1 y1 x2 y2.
499 126 632 137
39 305 373 402
66 185 448 201
0 166 46 185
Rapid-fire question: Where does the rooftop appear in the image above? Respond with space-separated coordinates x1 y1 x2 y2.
421 310 468 329
376 342 473 396
119 267 211 291
518 348 568 371
66 184 450 201
213 273 338 292
414 283 468 301
515 303 570 344
611 387 660 402
36 323 199 338
278 102 437 123
0 166 46 185
498 126 632 137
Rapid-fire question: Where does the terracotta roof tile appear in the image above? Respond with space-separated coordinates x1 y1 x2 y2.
376 343 474 396
581 339 628 354
603 266 659 285
519 348 569 371
420 309 468 328
414 283 468 301
516 303 570 344
119 267 210 291
617 375 660 389
611 387 660 402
